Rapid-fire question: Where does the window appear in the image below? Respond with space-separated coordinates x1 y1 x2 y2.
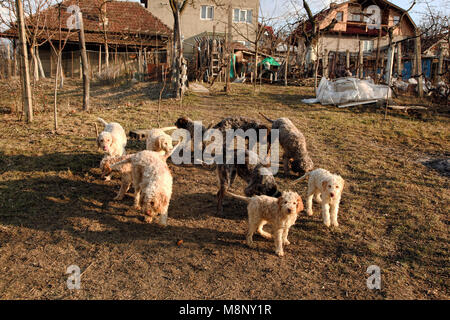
393 15 400 25
233 8 253 23
350 13 361 22
201 5 214 20
363 40 374 52
336 11 343 22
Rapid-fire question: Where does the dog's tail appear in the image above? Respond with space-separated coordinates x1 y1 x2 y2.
159 126 177 133
225 191 251 202
259 112 274 124
295 172 311 183
97 117 108 126
110 154 134 170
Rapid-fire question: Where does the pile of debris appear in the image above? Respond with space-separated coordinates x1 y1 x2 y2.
303 77 392 107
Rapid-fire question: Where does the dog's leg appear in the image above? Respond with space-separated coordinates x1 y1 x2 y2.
321 203 331 227
158 209 169 227
257 220 272 239
306 187 314 216
114 172 132 201
274 228 284 257
283 155 290 176
247 219 258 247
330 199 340 227
282 227 290 246
314 192 322 204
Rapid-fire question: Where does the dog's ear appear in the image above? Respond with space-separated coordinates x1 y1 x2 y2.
296 195 304 213
322 180 328 191
277 195 283 210
154 136 163 151
340 177 345 190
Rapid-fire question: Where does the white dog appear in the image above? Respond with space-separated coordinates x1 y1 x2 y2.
111 151 172 226
97 117 127 157
227 191 303 257
146 127 177 156
296 168 345 227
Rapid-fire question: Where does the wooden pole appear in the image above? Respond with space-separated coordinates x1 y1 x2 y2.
346 49 350 70
98 44 102 74
415 30 423 97
15 0 33 122
6 42 11 79
78 12 90 110
323 49 328 78
396 43 402 77
437 46 444 82
225 4 232 93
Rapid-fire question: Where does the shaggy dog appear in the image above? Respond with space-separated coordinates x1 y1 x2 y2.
260 113 313 176
216 148 280 216
296 168 345 227
227 190 303 257
111 151 173 226
146 127 177 156
97 117 127 157
175 116 271 151
100 155 133 201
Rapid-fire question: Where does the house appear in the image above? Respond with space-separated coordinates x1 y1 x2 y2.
294 0 418 79
0 0 171 78
140 0 260 57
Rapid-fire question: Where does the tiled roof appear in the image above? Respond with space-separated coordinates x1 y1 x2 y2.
1 0 171 45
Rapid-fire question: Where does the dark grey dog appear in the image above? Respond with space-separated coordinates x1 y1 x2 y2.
216 148 280 216
260 113 314 176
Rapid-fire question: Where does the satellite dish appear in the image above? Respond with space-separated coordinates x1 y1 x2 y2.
364 5 381 30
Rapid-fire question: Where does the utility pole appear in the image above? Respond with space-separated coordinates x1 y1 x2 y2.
15 0 33 122
225 4 232 93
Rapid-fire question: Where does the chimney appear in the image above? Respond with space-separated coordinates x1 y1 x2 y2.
329 2 338 9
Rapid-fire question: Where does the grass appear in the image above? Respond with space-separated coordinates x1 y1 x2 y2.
0 78 448 299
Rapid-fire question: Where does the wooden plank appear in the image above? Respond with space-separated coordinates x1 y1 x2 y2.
337 99 378 108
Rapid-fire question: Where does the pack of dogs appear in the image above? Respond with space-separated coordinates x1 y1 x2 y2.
97 114 345 257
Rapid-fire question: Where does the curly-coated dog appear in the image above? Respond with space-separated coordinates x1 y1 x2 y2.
227 190 303 257
216 148 280 216
297 168 345 227
100 155 133 201
146 127 177 156
97 117 127 157
111 151 172 226
260 113 313 176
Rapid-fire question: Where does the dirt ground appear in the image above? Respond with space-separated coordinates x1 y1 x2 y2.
0 79 448 299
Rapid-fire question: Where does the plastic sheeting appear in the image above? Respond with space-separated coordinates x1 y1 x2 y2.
315 77 392 105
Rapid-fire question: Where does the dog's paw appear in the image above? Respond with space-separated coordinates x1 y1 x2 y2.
283 240 290 246
104 176 111 182
247 238 255 247
144 216 153 224
331 221 339 227
306 209 313 216
113 194 124 201
324 221 331 228
275 250 284 257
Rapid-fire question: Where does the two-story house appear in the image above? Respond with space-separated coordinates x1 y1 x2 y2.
294 0 417 78
140 0 260 57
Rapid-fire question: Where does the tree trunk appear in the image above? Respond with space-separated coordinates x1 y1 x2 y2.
30 45 39 81
15 0 33 123
37 47 45 78
6 42 11 79
284 37 291 86
78 12 90 111
225 4 232 93
54 53 60 131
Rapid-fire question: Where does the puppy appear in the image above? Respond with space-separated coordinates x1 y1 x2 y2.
100 155 133 201
97 117 127 157
227 190 303 257
146 127 177 156
296 168 345 227
111 151 173 226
